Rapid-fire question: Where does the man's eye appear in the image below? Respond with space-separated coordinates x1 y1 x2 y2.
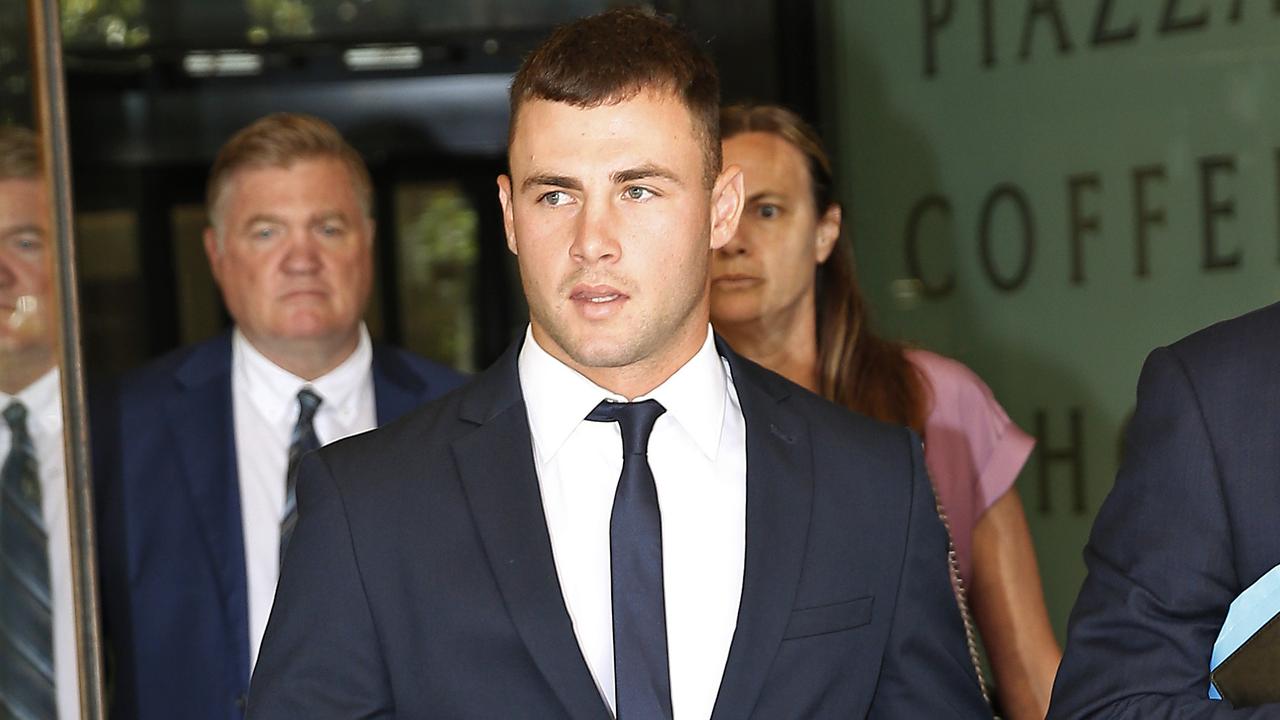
540 190 570 206
624 186 654 201
252 226 277 240
319 224 344 237
12 234 43 252
758 204 780 219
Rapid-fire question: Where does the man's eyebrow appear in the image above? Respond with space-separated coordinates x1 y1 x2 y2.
612 164 682 186
0 224 45 239
522 174 584 193
310 210 350 223
242 213 286 229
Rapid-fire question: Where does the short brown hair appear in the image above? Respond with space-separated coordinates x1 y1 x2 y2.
0 126 40 182
509 7 721 187
206 113 373 229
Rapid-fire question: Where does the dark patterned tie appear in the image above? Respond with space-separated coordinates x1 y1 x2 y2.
0 401 55 719
587 399 672 720
279 388 321 566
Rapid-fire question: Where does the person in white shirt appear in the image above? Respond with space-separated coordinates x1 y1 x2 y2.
91 113 464 720
248 9 989 719
0 125 82 720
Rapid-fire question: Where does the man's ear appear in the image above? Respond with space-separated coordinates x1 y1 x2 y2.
709 165 745 251
497 174 518 255
816 203 842 263
203 226 224 287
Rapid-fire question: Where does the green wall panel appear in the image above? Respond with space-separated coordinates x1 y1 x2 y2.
827 1 1280 638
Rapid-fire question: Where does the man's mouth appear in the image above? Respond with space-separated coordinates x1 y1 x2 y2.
569 284 629 317
571 284 626 302
281 289 327 300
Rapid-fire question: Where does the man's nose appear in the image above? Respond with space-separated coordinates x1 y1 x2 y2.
569 198 621 266
0 254 17 289
281 231 322 273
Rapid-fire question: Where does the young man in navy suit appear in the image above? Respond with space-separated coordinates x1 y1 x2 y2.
93 113 464 719
248 10 988 719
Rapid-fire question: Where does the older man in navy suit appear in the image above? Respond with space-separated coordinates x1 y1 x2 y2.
93 113 464 719
1050 302 1280 718
248 9 988 719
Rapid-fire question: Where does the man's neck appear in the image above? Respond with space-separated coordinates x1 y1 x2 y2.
582 355 695 401
244 331 361 382
0 352 55 396
534 322 709 401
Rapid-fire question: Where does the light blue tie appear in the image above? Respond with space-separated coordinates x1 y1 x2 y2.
0 401 55 719
279 388 322 566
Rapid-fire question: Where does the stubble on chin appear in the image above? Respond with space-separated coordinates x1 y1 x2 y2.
564 324 651 370
530 289 656 373
533 309 638 370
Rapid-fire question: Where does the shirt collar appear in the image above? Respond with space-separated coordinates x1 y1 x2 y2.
517 324 726 464
233 324 373 424
0 366 63 435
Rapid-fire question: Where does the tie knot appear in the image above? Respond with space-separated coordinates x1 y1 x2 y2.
3 401 27 430
296 388 322 422
587 399 666 456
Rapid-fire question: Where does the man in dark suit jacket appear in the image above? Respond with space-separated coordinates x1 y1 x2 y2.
93 113 463 720
1049 302 1280 718
248 9 988 719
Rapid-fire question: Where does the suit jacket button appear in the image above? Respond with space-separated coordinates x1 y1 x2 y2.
235 694 248 713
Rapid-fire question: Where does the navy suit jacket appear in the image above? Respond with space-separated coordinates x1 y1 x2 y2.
93 332 465 720
1050 302 1280 718
246 338 989 719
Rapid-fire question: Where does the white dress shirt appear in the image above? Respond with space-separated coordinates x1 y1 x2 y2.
232 326 377 671
0 367 81 720
518 325 746 720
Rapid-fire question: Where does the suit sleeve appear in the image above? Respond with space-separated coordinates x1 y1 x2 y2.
89 380 135 717
1048 347 1280 718
246 451 394 719
868 429 992 718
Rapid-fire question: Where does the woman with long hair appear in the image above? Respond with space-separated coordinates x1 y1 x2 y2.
711 103 1060 719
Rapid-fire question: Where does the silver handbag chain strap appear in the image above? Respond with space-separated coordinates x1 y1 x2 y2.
933 492 992 707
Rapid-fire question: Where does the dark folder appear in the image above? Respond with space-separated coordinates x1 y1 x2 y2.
1211 609 1280 708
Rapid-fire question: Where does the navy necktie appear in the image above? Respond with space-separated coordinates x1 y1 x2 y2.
587 398 672 720
280 388 321 566
0 401 56 718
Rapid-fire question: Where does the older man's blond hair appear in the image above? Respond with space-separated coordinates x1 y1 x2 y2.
0 126 40 182
205 113 373 232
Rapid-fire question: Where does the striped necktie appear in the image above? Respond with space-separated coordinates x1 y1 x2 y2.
0 401 55 719
279 388 322 567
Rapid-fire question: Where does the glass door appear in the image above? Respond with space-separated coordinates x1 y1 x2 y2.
2 0 105 717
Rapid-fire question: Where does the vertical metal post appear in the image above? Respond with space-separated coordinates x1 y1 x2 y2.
27 0 106 717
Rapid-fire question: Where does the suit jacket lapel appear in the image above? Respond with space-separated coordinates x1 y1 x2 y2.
371 344 427 425
166 333 251 683
451 344 612 720
711 345 815 720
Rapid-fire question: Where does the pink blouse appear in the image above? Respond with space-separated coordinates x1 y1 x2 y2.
906 349 1035 586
